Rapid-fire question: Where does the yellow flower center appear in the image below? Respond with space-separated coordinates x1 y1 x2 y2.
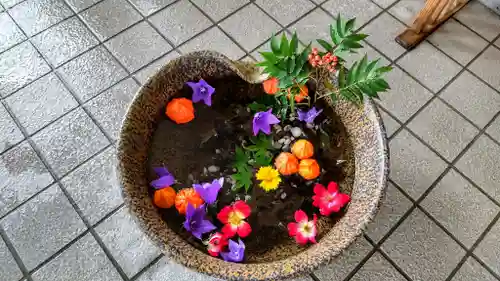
228 211 243 226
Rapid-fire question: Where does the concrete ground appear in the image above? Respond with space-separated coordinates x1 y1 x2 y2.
1 0 500 280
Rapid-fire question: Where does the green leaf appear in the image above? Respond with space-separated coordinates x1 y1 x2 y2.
347 33 369 41
345 18 356 33
248 102 268 113
289 32 299 55
357 55 368 79
330 24 341 45
342 40 363 49
336 15 345 38
278 76 293 88
287 57 295 74
317 39 333 51
347 61 357 85
270 34 280 54
280 34 289 56
338 67 346 88
259 52 277 64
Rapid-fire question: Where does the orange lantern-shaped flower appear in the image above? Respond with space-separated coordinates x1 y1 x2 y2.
274 152 299 175
263 77 279 94
153 187 176 209
299 159 320 180
291 139 314 159
287 85 309 102
175 188 204 214
166 98 195 124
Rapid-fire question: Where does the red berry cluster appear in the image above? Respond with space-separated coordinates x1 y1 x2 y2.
308 48 338 73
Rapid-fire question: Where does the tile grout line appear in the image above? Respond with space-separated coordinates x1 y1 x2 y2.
128 253 165 281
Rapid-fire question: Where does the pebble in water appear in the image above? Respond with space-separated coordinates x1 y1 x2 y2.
280 192 287 199
284 125 292 132
215 149 221 154
278 138 286 144
208 165 220 173
291 127 302 138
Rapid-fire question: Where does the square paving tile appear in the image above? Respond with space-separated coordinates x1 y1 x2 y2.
0 103 24 154
0 12 26 53
32 17 98 67
9 0 73 36
469 46 500 91
440 70 500 128
31 108 109 177
128 0 175 16
134 50 180 84
219 4 279 52
486 115 500 142
389 129 447 199
56 46 127 102
451 257 497 281
255 0 314 26
389 0 425 25
0 184 86 270
322 0 382 28
191 0 248 22
0 141 54 216
0 0 23 8
80 0 142 41
31 233 122 281
408 99 478 161
105 21 171 73
0 237 22 281
64 0 100 12
179 26 245 60
61 147 123 224
350 252 406 281
95 207 161 278
135 256 223 281
456 135 500 202
149 0 211 47
314 237 372 281
421 169 498 248
371 0 398 8
376 65 433 122
289 8 334 49
365 182 412 243
382 209 465 281
454 1 500 41
428 18 488 66
0 42 51 97
397 41 461 93
378 109 400 138
84 78 138 140
362 13 406 60
5 73 78 134
474 219 500 276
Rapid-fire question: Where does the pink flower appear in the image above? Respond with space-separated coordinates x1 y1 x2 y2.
287 210 317 245
217 201 252 238
312 182 350 216
207 232 228 257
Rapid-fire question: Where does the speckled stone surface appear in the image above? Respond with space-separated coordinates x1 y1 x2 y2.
117 51 389 280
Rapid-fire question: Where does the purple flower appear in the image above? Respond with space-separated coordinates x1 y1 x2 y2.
221 239 245 263
297 107 323 124
150 167 175 189
193 178 223 204
184 204 217 239
186 79 215 106
252 109 280 136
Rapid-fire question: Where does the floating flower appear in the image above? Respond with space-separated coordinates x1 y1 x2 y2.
312 182 351 216
217 200 252 238
207 232 229 257
186 79 215 106
291 139 314 160
153 187 176 208
166 98 195 124
263 77 279 94
274 152 299 175
220 238 245 263
193 178 223 205
287 85 309 102
256 166 281 191
252 109 280 136
287 210 317 245
297 107 323 124
298 159 320 180
175 188 204 215
184 204 217 239
150 167 175 189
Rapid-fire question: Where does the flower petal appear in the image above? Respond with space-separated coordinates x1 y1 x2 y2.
294 210 308 223
222 223 237 238
217 206 232 224
287 222 298 236
327 181 339 193
313 183 326 195
233 201 251 218
295 232 309 245
196 220 217 235
236 221 252 238
154 167 170 177
150 175 175 189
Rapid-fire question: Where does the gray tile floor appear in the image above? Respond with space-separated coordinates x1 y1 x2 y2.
1 0 500 280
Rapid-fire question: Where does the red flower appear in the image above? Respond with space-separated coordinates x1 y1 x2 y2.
217 200 252 238
312 182 350 216
287 210 317 245
207 232 228 257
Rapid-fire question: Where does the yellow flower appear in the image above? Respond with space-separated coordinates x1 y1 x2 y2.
256 166 281 192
